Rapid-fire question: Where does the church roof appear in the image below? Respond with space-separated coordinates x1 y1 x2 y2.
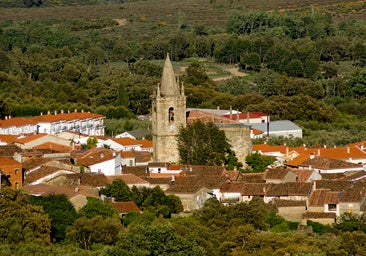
160 53 180 96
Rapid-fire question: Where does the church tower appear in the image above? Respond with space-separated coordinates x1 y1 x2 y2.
152 53 186 163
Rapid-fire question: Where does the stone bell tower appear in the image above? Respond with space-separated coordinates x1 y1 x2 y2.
152 53 186 163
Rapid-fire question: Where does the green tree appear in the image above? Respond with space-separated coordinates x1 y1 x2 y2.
100 179 133 202
245 151 276 172
177 120 232 166
79 197 119 219
108 222 206 255
81 137 98 149
66 216 122 250
29 194 77 242
0 188 51 244
142 186 183 218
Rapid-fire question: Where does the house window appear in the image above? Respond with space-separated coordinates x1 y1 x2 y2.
168 107 174 122
15 182 19 189
158 168 161 173
328 204 337 211
15 169 19 175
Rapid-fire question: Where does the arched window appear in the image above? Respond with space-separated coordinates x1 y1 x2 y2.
168 107 174 122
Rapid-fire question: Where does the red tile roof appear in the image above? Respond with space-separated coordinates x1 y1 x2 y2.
30 111 104 123
309 189 339 206
252 144 288 154
186 110 239 125
24 166 62 184
251 128 264 135
111 201 141 214
107 174 149 185
297 156 362 170
266 182 312 196
222 112 268 120
77 148 119 166
14 133 48 144
0 156 21 166
238 173 265 183
291 169 314 183
264 167 295 180
0 135 18 143
303 212 336 219
292 147 366 162
22 184 100 199
0 117 36 128
111 137 141 146
273 199 307 207
33 142 72 153
137 139 153 149
121 151 135 158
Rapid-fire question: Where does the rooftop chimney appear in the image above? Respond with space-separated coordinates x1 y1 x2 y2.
347 147 350 154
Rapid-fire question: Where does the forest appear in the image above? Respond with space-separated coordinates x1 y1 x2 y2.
1 0 366 144
2 181 366 255
1 0 366 146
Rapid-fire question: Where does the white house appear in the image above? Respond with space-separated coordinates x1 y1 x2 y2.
251 120 302 138
76 148 121 176
103 138 143 151
31 110 105 136
0 117 37 135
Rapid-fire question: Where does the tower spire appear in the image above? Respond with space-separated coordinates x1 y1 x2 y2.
160 53 179 96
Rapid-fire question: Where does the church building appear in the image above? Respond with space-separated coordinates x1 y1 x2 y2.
152 54 251 164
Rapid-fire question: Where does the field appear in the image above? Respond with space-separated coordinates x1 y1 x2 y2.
1 0 366 29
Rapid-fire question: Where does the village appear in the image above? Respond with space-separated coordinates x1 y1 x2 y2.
0 54 366 227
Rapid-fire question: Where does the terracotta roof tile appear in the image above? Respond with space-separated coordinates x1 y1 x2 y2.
0 145 22 157
186 110 239 125
309 189 339 206
251 128 264 135
224 170 240 181
266 182 312 196
291 169 314 183
77 148 119 166
339 184 366 203
111 201 141 214
133 151 151 163
320 173 346 180
121 151 135 158
24 166 62 184
111 137 141 146
30 112 104 123
143 176 172 185
222 112 268 120
0 117 36 128
61 173 109 187
122 166 148 177
14 133 48 144
22 184 99 199
0 135 18 143
264 167 295 180
136 139 153 149
315 180 352 191
303 212 336 219
273 199 307 207
238 173 265 183
107 174 149 185
0 156 21 166
252 144 288 154
166 176 227 193
33 142 72 153
299 156 362 170
220 182 267 196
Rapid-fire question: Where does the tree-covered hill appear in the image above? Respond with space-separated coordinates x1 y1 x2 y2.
0 0 366 144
